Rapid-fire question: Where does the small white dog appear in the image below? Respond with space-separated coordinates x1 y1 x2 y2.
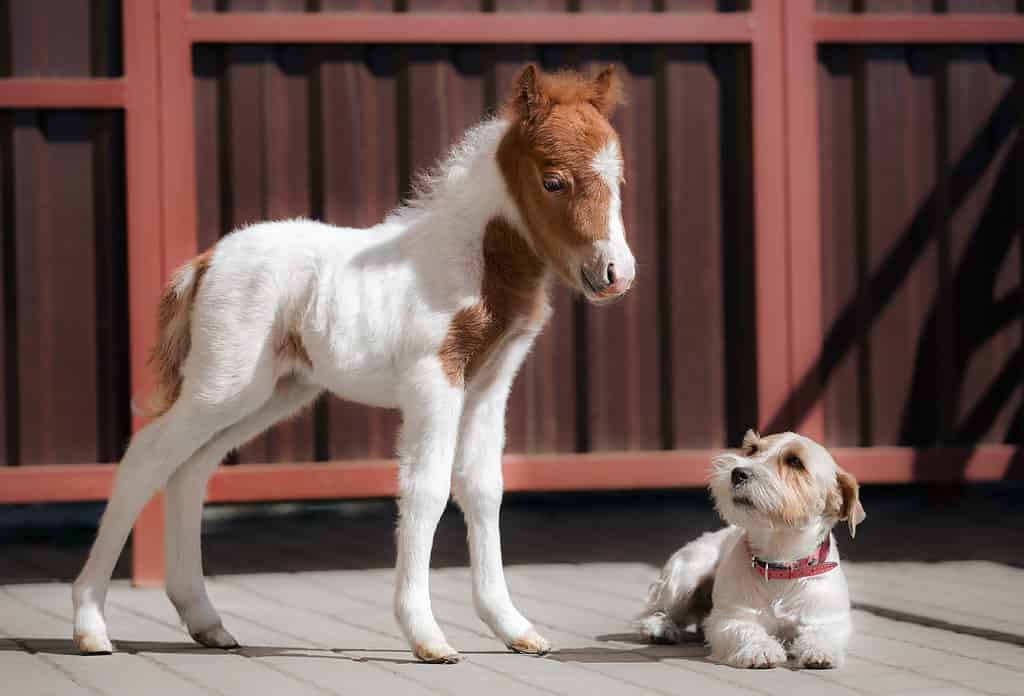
639 430 865 669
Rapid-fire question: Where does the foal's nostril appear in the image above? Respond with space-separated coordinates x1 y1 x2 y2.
605 263 617 287
731 468 750 487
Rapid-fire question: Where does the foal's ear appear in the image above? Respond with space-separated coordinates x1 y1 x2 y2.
590 65 624 117
513 64 548 121
834 467 866 539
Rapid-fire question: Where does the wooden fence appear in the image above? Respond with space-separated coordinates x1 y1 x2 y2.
1 0 1022 584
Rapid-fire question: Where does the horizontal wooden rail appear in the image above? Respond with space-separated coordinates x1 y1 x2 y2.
1 446 1019 505
186 11 754 44
0 78 127 108
815 14 1024 44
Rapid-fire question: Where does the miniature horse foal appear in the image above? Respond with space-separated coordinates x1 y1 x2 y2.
72 65 635 663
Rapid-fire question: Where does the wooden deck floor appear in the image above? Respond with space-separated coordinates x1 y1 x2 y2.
2 484 1023 695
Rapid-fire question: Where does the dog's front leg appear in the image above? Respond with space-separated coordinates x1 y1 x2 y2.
791 616 851 669
394 365 464 663
452 386 549 656
706 611 787 669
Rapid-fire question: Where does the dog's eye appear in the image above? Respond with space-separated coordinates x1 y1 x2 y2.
743 444 758 456
784 454 804 469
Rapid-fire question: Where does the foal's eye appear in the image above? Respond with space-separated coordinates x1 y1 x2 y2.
784 454 804 469
542 176 566 193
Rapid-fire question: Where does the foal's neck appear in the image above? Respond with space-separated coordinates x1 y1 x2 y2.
395 117 527 246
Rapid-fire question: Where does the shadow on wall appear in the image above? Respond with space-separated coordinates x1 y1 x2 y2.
768 54 1023 485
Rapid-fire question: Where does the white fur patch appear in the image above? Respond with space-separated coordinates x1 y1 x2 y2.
589 139 633 279
591 138 622 186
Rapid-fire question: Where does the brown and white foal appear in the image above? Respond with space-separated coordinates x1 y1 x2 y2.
72 65 635 663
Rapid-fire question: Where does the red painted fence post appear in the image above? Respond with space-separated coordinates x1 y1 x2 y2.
123 0 168 587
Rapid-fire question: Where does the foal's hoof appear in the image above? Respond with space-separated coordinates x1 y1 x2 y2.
74 632 114 655
191 623 239 649
414 642 461 664
507 628 551 656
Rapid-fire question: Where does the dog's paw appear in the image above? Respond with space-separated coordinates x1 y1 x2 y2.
74 631 114 655
507 627 551 656
414 641 461 664
795 646 840 669
727 639 787 669
638 612 683 645
190 623 239 650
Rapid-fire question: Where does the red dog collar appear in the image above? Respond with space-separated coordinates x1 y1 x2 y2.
749 536 838 581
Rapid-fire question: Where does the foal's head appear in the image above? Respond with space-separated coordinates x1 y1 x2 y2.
497 65 636 304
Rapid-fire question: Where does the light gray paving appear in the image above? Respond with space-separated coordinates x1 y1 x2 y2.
2 485 1022 694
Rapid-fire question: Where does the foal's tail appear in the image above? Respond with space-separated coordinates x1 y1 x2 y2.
133 250 214 419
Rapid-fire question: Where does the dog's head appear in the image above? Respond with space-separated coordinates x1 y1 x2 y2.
709 430 866 538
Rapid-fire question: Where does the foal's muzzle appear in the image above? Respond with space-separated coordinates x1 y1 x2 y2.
581 250 635 303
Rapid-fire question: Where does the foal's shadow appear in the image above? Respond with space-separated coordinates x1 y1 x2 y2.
0 638 470 665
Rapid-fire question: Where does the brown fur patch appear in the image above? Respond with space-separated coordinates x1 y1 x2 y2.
277 331 312 369
773 442 820 526
147 249 214 417
438 218 548 387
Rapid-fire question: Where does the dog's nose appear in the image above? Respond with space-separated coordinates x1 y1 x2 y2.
731 467 750 487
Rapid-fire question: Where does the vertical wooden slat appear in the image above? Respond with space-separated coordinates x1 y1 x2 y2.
318 10 403 459
818 42 863 446
0 113 10 466
863 43 940 446
576 0 662 452
946 44 1020 444
13 113 100 465
662 41 726 448
194 44 226 251
7 0 93 77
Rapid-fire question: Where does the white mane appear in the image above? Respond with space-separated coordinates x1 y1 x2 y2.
385 116 511 225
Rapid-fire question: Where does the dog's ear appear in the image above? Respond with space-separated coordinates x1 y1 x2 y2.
741 429 760 453
834 468 866 538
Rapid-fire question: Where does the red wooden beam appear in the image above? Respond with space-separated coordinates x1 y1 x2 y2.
186 11 754 44
782 0 824 441
159 0 201 271
0 78 126 108
1 446 1019 506
815 14 1024 44
123 0 169 588
750 0 792 431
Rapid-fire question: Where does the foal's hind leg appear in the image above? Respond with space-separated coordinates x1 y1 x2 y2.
164 379 321 648
71 403 236 654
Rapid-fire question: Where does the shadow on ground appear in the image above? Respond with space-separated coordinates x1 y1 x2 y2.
1 482 1022 585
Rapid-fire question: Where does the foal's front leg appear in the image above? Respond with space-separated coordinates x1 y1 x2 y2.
452 387 550 655
394 366 465 663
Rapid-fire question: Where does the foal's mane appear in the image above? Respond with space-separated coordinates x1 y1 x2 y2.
385 116 510 225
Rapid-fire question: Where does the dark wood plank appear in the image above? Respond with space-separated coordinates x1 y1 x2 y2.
578 25 663 451
946 45 1020 445
662 40 727 449
818 44 864 447
318 20 403 459
13 113 101 465
862 44 940 446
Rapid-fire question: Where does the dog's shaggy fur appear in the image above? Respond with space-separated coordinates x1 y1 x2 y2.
639 430 865 669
